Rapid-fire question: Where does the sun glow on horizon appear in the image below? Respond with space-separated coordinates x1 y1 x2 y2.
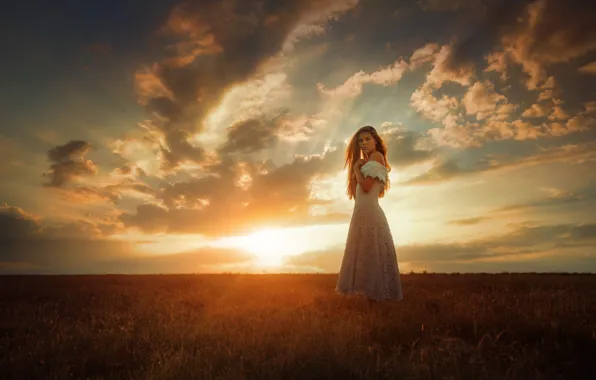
240 228 290 266
210 225 341 267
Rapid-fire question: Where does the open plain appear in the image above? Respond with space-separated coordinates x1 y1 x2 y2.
1 273 595 379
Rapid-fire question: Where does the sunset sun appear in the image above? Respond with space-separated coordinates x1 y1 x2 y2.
209 226 323 268
240 228 287 266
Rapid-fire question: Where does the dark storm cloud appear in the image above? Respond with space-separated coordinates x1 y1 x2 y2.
159 129 206 172
140 0 358 170
218 115 285 155
445 0 596 76
44 140 97 187
417 0 486 12
382 128 436 168
517 0 596 63
40 139 158 205
0 203 41 239
0 204 118 242
444 0 531 71
0 203 126 270
112 164 148 179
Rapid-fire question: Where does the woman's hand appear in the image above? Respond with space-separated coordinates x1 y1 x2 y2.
353 159 366 172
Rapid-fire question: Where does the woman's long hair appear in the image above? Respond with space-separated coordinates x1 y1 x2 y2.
345 125 391 199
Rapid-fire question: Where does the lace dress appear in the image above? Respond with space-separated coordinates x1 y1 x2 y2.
335 160 403 301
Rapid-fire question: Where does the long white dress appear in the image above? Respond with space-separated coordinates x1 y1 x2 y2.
335 160 403 301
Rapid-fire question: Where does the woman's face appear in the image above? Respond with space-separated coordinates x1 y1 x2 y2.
358 132 376 154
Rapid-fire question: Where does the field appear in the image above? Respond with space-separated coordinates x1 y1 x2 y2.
1 273 595 379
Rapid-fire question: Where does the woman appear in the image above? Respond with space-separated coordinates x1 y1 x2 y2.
335 125 403 306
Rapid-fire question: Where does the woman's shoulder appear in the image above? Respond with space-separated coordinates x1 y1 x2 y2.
361 160 388 184
362 160 387 170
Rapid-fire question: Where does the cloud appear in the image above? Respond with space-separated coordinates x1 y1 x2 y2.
424 44 475 88
417 27 593 149
52 186 121 204
427 122 484 148
494 186 596 213
447 216 490 226
277 115 328 143
218 115 285 155
112 164 147 178
0 202 255 274
132 0 359 172
462 80 507 119
406 140 596 185
404 159 466 185
0 203 42 239
120 145 346 236
0 202 120 242
134 68 174 106
115 113 442 238
479 0 596 89
410 83 459 123
578 61 596 75
39 138 160 206
400 222 596 262
379 124 437 167
425 76 594 148
409 44 475 137
0 136 24 174
417 0 485 12
118 118 441 238
43 140 97 187
409 43 440 69
584 101 596 115
445 0 533 73
515 101 596 139
547 106 569 121
85 42 111 55
513 0 596 63
282 0 359 51
521 103 548 118
317 59 409 98
430 116 593 149
484 50 509 80
447 186 596 227
425 99 517 148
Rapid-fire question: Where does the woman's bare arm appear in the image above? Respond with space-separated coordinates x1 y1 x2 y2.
355 169 374 193
358 152 385 193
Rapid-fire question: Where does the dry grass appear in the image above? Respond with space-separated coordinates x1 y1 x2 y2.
1 273 595 379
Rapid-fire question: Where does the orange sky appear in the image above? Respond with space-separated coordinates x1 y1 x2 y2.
1 0 596 274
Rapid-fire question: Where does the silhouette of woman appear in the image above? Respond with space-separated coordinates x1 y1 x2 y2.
335 125 403 307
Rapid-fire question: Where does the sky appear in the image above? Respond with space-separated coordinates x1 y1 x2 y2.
1 0 596 274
